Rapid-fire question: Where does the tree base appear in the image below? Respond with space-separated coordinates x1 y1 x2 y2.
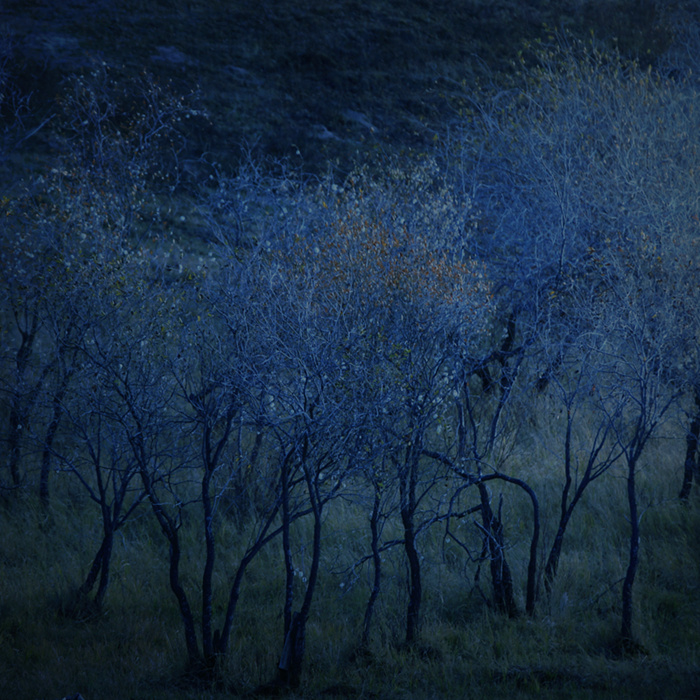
609 636 650 658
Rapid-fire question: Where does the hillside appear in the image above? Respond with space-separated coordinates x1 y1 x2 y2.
0 0 679 178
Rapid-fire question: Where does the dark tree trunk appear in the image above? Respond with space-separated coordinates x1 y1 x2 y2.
140 461 202 669
277 464 323 689
7 314 39 487
361 489 382 648
201 467 216 663
543 477 591 597
543 405 619 598
217 490 282 656
39 383 68 509
8 396 26 487
217 546 257 655
72 524 113 614
168 534 202 669
401 505 422 645
621 454 639 643
399 446 422 645
474 473 538 613
544 408 574 595
543 514 571 596
198 397 236 666
281 453 295 637
479 483 518 617
278 611 305 689
94 526 114 609
679 394 700 500
78 537 108 601
217 565 246 656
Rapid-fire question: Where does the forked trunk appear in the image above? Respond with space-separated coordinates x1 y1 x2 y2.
275 459 323 689
479 483 517 617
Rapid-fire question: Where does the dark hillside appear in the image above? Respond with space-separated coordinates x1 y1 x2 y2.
0 0 681 177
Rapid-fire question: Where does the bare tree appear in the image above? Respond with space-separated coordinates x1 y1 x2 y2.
539 346 624 597
453 32 700 637
0 59 200 499
280 162 495 646
53 386 145 615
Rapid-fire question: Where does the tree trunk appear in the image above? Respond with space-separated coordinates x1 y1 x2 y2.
77 537 107 601
399 446 422 645
361 489 382 648
401 505 422 645
8 396 25 487
168 535 202 669
71 525 113 615
201 467 216 664
621 455 639 643
277 469 323 689
278 611 305 689
217 550 252 656
477 473 538 613
479 483 517 617
140 462 202 669
543 516 570 596
544 408 574 595
544 485 590 598
679 395 700 500
7 315 39 487
94 526 114 609
218 500 282 656
281 453 295 637
40 383 68 509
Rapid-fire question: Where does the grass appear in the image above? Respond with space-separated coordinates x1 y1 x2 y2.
2 441 699 699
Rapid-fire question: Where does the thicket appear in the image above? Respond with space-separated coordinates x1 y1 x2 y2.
1 29 699 700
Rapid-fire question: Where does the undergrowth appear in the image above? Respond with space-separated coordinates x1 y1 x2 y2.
1 447 699 699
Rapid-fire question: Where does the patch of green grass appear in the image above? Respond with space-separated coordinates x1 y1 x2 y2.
3 398 699 699
2 482 699 698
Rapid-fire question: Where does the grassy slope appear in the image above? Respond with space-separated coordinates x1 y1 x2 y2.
1 425 699 699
